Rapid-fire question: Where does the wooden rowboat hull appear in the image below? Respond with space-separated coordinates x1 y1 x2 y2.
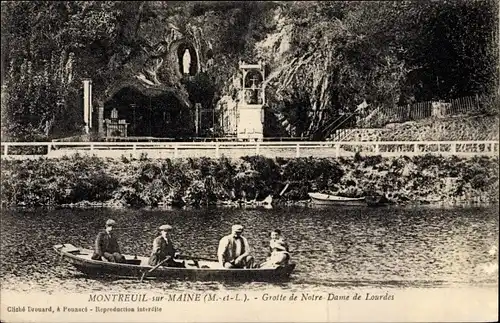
308 193 366 206
54 244 295 282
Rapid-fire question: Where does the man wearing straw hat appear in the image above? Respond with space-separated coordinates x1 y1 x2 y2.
91 219 125 263
148 224 185 267
217 224 255 269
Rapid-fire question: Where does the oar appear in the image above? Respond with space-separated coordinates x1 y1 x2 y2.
292 249 328 253
140 257 170 282
178 254 218 262
114 227 149 231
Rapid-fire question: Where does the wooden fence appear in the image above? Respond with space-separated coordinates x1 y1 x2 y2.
1 140 497 160
365 94 495 127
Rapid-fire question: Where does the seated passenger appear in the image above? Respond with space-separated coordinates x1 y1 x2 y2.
218 224 255 269
91 219 125 263
148 224 185 268
260 229 290 268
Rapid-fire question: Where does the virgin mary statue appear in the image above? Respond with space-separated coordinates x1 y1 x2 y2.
182 49 191 75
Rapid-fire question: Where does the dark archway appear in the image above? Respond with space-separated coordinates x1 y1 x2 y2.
244 70 263 88
243 70 264 105
104 87 193 138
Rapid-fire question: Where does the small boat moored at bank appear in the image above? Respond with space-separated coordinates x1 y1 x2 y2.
53 244 295 282
308 192 367 206
308 192 389 206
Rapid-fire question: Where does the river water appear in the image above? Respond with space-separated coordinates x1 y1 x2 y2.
0 205 498 293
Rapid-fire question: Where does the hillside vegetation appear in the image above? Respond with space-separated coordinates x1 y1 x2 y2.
1 1 497 140
1 155 498 207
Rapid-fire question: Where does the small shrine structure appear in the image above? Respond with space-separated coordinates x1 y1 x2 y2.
236 61 265 141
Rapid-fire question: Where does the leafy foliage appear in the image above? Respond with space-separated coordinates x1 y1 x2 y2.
3 154 497 207
262 1 497 137
1 1 497 140
1 1 141 140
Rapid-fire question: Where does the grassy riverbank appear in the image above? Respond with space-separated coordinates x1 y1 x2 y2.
1 154 498 207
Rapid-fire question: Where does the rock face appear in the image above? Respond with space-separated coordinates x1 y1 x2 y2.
98 2 281 138
103 21 210 107
1 1 497 140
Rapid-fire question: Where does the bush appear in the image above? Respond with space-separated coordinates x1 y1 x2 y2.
1 154 498 206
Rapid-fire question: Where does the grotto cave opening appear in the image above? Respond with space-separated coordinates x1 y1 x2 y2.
104 87 192 138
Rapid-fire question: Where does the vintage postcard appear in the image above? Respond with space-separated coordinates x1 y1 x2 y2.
1 1 498 322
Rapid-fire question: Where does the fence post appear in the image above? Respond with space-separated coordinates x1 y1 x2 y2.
174 146 178 158
215 142 220 158
451 143 456 153
295 144 300 158
256 143 260 155
47 143 52 155
90 143 94 151
375 143 379 154
414 143 419 154
132 144 136 151
336 143 340 157
4 144 8 156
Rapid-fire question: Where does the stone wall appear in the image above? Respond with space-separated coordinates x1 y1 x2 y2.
333 128 389 141
336 114 499 142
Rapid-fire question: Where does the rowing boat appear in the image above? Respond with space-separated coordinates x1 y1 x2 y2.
53 244 295 281
308 192 366 206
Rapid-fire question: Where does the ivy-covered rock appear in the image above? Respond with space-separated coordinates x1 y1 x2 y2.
1 1 497 141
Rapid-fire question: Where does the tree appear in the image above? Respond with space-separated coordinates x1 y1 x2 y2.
1 1 135 140
264 1 409 138
400 0 498 100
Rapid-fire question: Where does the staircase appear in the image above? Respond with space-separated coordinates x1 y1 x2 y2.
316 113 357 141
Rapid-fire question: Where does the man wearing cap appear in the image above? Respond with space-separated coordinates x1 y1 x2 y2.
148 224 184 267
91 219 125 263
217 224 254 269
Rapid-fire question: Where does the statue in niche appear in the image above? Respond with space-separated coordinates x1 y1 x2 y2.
111 108 119 120
182 49 191 75
244 89 262 105
244 72 263 104
244 90 254 104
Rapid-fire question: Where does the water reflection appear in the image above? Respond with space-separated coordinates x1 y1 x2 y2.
1 205 497 292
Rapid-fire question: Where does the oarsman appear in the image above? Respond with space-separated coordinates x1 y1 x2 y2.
148 224 185 267
217 224 255 269
91 219 125 263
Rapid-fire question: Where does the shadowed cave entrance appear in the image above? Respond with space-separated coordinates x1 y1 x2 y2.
104 87 192 138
